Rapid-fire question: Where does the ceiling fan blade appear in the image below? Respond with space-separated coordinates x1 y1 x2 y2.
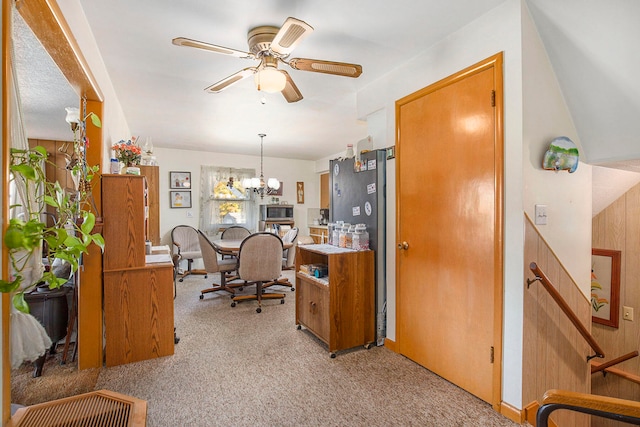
270 17 314 57
172 37 254 59
288 58 362 78
205 68 256 93
281 71 303 103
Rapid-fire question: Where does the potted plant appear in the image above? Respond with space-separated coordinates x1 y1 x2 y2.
1 107 104 313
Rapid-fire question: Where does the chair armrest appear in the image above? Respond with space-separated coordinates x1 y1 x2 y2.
172 241 181 255
537 389 640 426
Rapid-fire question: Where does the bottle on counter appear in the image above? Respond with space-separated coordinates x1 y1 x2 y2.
352 224 369 251
332 221 344 246
338 223 351 248
327 222 335 245
345 224 355 249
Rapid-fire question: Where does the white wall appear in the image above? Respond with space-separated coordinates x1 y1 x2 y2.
522 1 592 293
153 147 318 244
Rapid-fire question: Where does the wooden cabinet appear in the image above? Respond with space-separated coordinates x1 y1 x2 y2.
139 165 160 245
102 174 174 367
295 245 375 356
308 226 328 244
320 172 329 209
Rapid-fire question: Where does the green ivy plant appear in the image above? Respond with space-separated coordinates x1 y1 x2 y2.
2 142 104 313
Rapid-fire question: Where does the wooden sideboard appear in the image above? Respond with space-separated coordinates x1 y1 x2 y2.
102 174 174 367
295 244 375 357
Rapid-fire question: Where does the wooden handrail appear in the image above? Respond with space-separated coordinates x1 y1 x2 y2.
591 361 640 385
537 389 640 426
591 351 638 374
528 262 605 359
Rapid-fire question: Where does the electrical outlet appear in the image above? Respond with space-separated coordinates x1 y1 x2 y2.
186 211 193 218
623 306 634 321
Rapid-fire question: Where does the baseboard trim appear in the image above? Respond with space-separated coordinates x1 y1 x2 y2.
500 401 523 424
384 338 398 353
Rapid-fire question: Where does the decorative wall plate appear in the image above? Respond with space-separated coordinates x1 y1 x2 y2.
543 136 579 173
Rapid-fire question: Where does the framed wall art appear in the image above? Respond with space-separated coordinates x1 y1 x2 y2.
170 191 191 208
591 248 621 328
170 171 191 189
296 182 304 204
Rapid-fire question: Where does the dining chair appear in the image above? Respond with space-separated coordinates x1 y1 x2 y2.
171 225 208 282
263 227 298 291
220 226 251 259
197 230 243 299
231 232 285 313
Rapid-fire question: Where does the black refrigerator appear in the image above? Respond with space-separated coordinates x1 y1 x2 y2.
330 149 386 345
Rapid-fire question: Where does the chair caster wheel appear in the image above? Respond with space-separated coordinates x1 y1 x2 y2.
179 278 184 282
256 307 262 313
364 343 373 350
330 353 336 359
280 299 285 304
239 287 244 291
204 275 208 279
231 302 236 307
296 325 301 330
199 295 204 300
290 287 295 291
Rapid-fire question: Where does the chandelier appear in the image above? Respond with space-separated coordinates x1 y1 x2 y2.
243 133 280 199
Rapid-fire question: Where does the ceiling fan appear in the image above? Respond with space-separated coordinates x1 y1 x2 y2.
172 17 363 103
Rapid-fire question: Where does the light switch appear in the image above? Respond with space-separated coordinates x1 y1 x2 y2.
623 306 634 321
535 204 547 225
186 211 193 218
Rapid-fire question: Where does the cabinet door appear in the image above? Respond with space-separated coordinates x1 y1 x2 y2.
320 173 329 209
296 278 329 342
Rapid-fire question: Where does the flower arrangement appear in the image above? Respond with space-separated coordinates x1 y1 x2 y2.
113 137 142 166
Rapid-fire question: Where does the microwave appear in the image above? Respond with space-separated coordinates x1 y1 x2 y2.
260 204 294 221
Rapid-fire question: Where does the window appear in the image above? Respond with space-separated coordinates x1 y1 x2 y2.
199 166 257 235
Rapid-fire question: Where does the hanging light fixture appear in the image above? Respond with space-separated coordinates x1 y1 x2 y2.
254 57 287 93
243 133 280 199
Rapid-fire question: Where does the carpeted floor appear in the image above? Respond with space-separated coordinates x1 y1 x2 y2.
11 270 519 426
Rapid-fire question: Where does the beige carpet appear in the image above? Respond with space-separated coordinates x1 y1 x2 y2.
11 270 519 426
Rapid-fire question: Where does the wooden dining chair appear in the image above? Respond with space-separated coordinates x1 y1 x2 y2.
231 232 286 313
171 225 208 282
197 230 243 299
220 226 251 259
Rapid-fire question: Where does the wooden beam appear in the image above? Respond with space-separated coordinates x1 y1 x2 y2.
15 0 103 102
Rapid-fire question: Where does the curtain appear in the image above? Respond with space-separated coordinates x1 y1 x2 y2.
199 166 258 236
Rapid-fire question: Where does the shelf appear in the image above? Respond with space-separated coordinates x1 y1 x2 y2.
296 271 329 287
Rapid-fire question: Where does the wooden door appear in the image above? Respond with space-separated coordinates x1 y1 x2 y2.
396 54 503 405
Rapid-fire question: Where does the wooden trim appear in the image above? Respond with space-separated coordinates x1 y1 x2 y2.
2 0 12 422
15 0 103 102
524 401 539 425
383 337 398 353
499 401 524 424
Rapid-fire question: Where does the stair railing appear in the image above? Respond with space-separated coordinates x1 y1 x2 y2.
537 389 640 427
528 262 605 360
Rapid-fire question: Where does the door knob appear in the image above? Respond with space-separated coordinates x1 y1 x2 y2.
397 241 409 250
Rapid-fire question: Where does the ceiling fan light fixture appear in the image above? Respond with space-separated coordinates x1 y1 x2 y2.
255 67 286 93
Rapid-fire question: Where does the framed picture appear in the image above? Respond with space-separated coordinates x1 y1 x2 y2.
170 171 191 189
591 248 621 328
296 181 305 204
170 191 191 208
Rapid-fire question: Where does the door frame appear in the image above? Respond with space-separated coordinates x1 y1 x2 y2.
394 52 504 410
